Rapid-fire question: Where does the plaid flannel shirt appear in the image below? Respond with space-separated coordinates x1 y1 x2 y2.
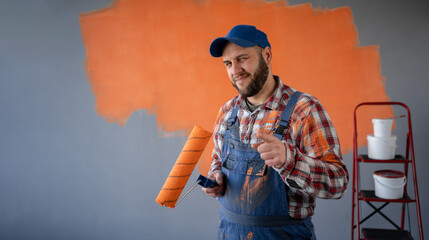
209 76 349 219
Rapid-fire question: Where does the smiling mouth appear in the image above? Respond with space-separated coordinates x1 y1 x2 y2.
234 73 250 82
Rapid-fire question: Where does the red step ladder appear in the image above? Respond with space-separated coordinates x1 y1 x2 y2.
351 102 423 240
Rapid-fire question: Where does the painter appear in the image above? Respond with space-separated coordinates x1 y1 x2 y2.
202 25 349 240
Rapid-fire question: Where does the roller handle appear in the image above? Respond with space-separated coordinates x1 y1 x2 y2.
197 175 218 188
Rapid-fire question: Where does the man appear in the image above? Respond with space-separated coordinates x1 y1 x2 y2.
202 25 349 240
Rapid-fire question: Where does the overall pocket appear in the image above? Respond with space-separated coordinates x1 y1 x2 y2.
222 153 267 176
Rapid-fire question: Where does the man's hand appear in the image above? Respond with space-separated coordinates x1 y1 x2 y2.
202 171 225 197
251 132 286 169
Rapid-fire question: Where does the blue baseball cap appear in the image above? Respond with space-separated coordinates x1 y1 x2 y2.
209 25 271 57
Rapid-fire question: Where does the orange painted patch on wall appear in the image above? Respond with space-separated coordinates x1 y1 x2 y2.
80 0 392 174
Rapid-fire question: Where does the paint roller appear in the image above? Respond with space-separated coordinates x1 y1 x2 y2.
156 124 212 208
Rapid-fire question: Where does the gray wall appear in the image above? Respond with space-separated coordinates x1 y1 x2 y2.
0 0 427 239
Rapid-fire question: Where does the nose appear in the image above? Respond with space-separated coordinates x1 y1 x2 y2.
230 62 244 76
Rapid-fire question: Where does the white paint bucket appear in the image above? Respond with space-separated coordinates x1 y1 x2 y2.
373 170 406 199
372 118 393 137
367 134 397 160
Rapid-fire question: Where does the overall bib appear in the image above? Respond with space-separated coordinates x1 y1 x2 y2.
218 92 315 240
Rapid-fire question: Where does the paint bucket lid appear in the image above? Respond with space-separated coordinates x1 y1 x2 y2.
374 169 405 178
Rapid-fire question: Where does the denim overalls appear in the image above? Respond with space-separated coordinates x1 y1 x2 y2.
218 92 315 240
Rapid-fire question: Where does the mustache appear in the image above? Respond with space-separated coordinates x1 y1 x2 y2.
233 72 250 81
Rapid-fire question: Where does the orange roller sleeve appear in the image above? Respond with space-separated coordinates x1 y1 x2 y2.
156 124 212 208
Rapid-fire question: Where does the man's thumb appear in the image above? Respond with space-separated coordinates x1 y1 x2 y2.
215 172 223 185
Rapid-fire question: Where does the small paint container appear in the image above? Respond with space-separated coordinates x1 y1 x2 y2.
372 118 393 137
373 170 406 199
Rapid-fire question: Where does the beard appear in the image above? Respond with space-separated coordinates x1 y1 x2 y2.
232 53 269 98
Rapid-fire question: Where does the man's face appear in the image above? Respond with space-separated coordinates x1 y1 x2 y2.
222 43 269 98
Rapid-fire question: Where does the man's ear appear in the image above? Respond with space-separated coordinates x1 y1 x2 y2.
263 47 272 65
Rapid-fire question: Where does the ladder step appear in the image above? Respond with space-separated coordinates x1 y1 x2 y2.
362 228 413 240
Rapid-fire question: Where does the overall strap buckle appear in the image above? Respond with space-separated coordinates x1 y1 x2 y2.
274 120 289 135
273 91 302 139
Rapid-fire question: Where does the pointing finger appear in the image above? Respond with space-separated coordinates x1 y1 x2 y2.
256 131 278 143
251 142 263 149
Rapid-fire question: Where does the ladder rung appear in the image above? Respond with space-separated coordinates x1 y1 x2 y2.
362 228 413 240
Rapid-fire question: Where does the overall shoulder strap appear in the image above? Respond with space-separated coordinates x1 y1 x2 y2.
221 103 239 160
226 103 239 129
273 91 303 140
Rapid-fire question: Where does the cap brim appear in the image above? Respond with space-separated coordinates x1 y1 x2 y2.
209 37 257 57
